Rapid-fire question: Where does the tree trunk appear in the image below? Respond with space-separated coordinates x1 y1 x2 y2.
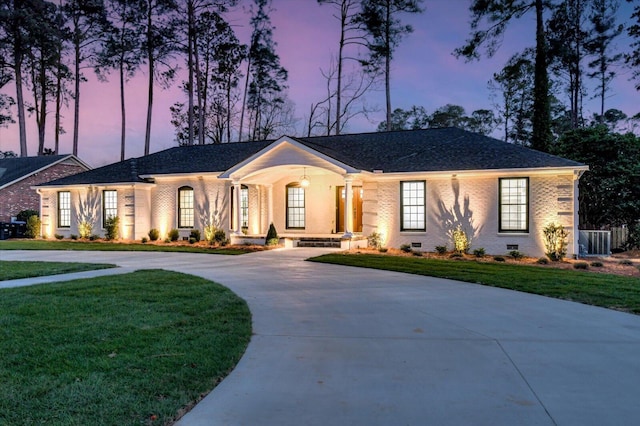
336 1 346 135
119 59 126 161
193 16 205 145
187 1 194 146
73 35 81 156
55 53 62 155
38 55 47 155
14 45 28 157
531 0 551 152
144 6 153 156
384 1 391 132
238 55 251 142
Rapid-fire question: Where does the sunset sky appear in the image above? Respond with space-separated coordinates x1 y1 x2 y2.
0 0 637 167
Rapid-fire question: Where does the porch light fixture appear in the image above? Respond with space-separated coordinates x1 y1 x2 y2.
300 168 310 187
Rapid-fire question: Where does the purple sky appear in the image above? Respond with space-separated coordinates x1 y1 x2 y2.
0 0 637 167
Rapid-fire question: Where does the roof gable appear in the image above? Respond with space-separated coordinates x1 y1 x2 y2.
0 155 90 189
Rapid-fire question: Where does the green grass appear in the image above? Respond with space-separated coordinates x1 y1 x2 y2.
0 261 116 281
0 239 251 255
310 253 640 314
0 270 252 425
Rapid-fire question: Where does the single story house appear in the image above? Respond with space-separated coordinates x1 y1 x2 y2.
0 154 90 222
36 128 588 257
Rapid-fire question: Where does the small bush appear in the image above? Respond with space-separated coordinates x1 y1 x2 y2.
412 250 422 256
590 261 603 267
70 234 78 241
148 228 160 241
168 229 180 242
493 256 505 262
573 261 589 270
89 234 100 241
367 232 382 249
104 216 120 241
189 229 201 242
452 225 470 254
543 223 568 261
265 223 279 246
379 247 388 253
25 215 41 238
54 234 64 240
400 244 412 253
509 250 524 260
435 245 447 255
189 237 197 244
164 238 171 243
214 229 226 244
473 248 485 258
536 257 549 265
449 253 463 258
141 237 148 244
78 221 92 239
16 209 39 223
618 259 633 266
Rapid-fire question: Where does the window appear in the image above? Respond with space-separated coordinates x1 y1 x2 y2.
230 185 249 230
178 186 194 228
286 183 305 229
58 191 71 228
103 190 118 228
499 178 529 232
401 181 426 231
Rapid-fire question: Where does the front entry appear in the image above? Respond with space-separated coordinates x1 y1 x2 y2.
336 186 363 233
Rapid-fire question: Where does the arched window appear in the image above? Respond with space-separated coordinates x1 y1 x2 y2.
178 186 194 228
286 183 305 229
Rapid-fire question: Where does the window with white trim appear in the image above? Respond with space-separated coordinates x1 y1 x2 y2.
499 177 529 232
401 181 426 231
103 190 118 228
286 183 305 229
178 186 194 228
58 191 71 228
230 185 249 230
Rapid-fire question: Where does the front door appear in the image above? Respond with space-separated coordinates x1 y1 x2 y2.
336 186 363 233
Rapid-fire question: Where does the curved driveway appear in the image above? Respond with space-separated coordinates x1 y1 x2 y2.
3 248 640 425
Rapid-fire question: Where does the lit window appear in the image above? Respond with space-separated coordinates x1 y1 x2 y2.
178 186 194 228
286 184 305 229
58 191 71 228
230 185 249 230
401 181 426 231
499 178 529 232
103 190 117 228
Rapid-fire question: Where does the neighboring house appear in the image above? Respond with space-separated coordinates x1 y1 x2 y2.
0 155 90 222
36 128 588 257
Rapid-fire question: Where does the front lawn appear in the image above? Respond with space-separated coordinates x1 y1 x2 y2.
0 270 251 425
0 260 116 281
0 239 253 255
309 253 640 314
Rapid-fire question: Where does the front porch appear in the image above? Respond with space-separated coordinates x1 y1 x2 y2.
230 233 368 249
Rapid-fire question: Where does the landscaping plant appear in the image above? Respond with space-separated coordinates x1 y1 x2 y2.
265 223 279 246
452 225 470 254
25 215 41 239
104 216 119 240
543 223 568 261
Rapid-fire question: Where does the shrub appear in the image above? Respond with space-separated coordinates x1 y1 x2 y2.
472 248 485 258
189 237 197 244
16 209 39 223
400 244 412 253
452 225 470 254
70 234 78 241
412 250 422 256
624 222 640 250
536 257 549 265
89 234 100 241
590 261 603 267
573 261 589 270
54 234 64 240
265 223 279 246
449 252 463 258
618 259 633 266
148 228 160 241
141 237 148 244
189 229 201 242
543 223 568 261
164 238 171 243
25 215 41 238
78 221 92 239
104 216 120 241
168 229 179 242
435 245 447 255
367 232 382 249
493 256 505 262
509 250 524 260
379 247 388 253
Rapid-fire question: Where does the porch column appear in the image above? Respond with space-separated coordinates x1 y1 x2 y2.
266 184 273 233
342 175 354 238
233 181 242 235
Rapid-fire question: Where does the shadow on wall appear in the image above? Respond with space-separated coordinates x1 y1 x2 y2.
432 178 483 247
197 182 228 231
77 187 101 230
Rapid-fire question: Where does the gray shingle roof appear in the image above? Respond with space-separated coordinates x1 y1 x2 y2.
0 155 79 188
39 128 585 186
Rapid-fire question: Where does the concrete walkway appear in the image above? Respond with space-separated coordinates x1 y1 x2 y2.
2 249 640 425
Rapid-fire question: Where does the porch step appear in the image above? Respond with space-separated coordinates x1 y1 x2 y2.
296 237 343 248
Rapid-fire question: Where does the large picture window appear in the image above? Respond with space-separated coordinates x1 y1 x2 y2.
286 184 305 229
499 178 529 232
58 191 71 228
401 181 426 231
103 190 117 228
178 186 194 228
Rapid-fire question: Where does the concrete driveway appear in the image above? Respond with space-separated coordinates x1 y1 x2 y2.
2 248 640 425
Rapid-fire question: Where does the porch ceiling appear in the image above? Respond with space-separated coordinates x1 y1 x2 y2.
239 165 340 185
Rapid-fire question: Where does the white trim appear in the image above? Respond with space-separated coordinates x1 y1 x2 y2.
359 165 589 181
34 182 156 190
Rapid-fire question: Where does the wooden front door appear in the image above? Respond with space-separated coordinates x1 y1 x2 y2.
336 186 363 233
